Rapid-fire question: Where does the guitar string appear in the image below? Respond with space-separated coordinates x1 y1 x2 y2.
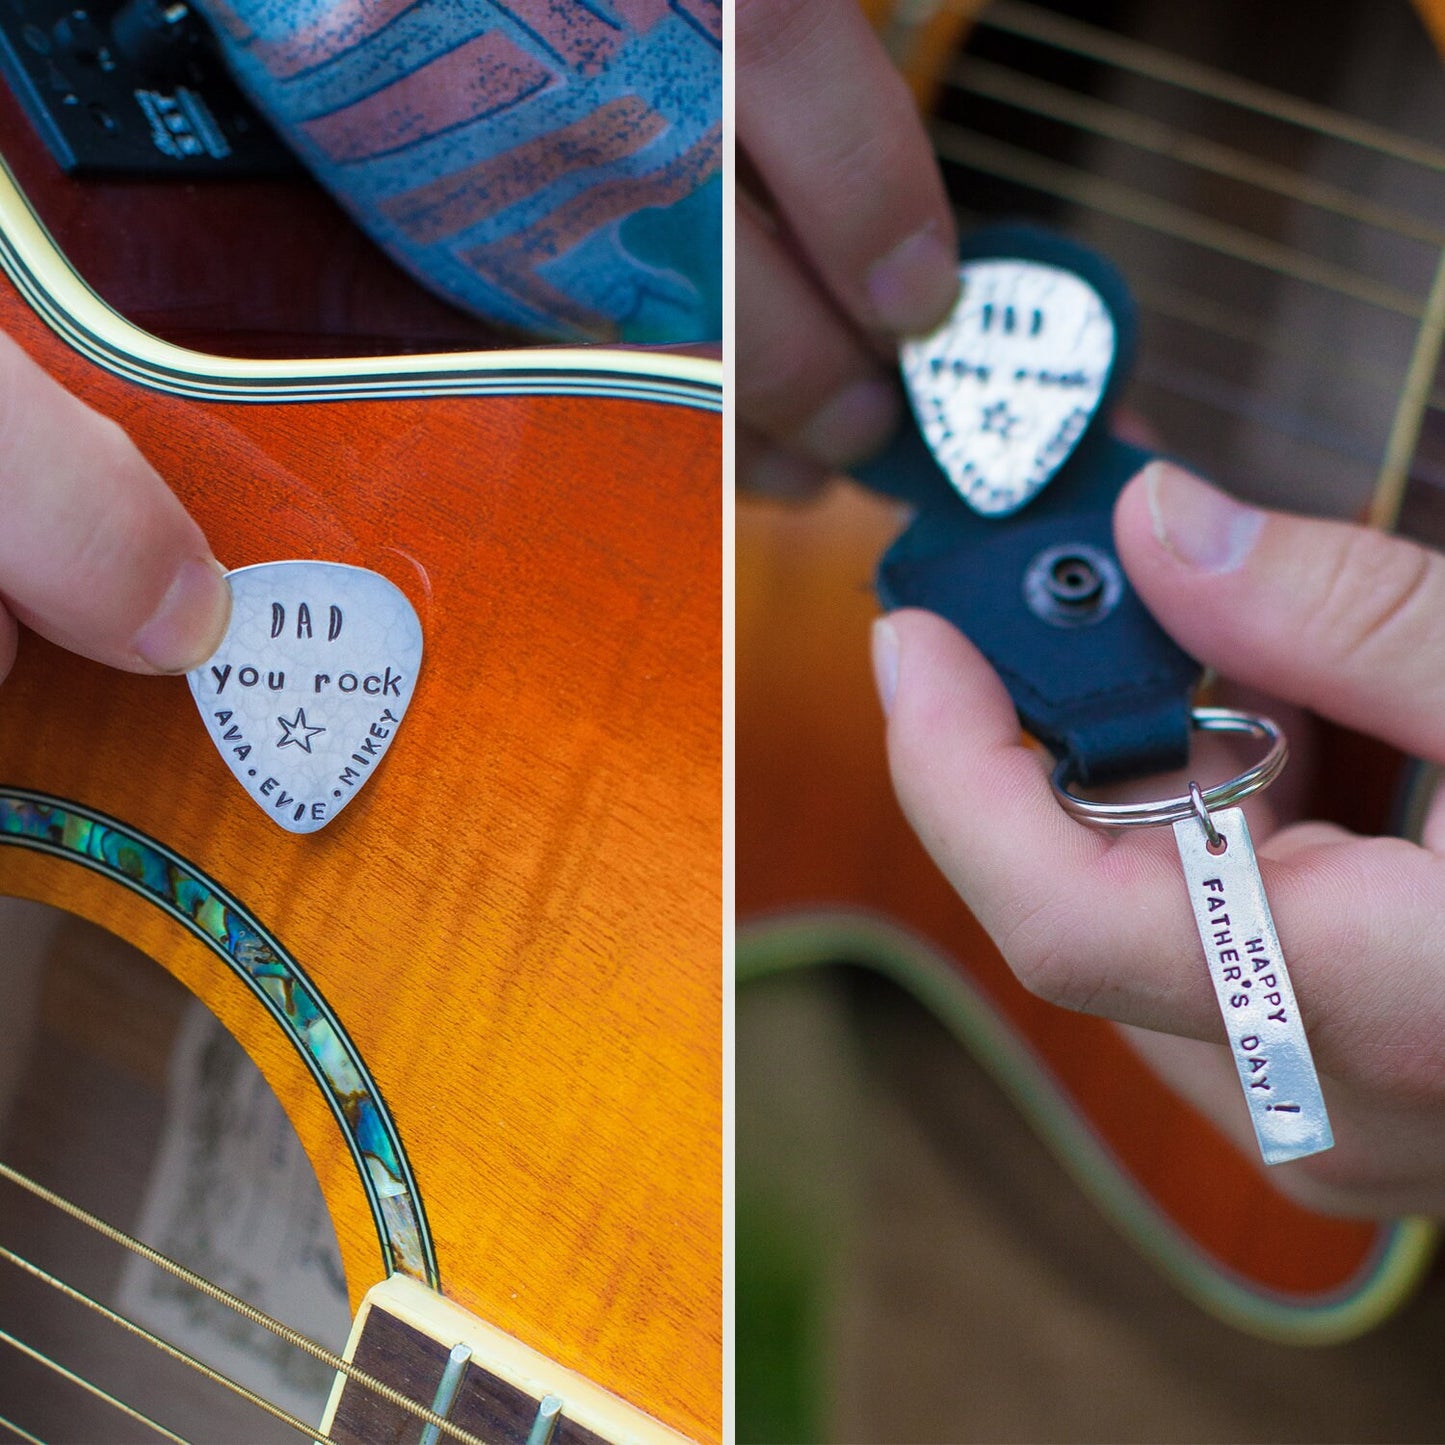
1370 248 1445 529
937 79 1445 423
0 1244 341 1444
952 56 1445 250
942 148 1428 475
979 0 1445 509
937 25 1445 499
981 0 1445 173
932 124 1424 318
938 132 1441 440
1125 275 1445 413
0 1408 48 1445
0 1161 492 1445
0 1324 189 1443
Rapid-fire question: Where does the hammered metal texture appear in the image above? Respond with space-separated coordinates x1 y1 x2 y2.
187 562 423 834
901 258 1116 516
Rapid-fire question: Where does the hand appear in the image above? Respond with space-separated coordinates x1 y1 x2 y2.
737 0 961 496
0 331 230 687
872 460 1445 1217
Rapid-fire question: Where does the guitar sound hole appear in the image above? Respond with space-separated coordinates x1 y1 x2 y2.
0 899 352 1443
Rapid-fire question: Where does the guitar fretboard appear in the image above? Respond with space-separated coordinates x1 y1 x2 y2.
324 1275 691 1445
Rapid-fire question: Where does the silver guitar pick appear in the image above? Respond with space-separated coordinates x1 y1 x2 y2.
187 562 423 834
901 258 1117 516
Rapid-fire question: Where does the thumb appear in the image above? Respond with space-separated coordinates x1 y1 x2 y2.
0 333 230 685
1114 461 1445 764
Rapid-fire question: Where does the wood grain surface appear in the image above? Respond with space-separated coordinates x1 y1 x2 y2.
0 201 721 1440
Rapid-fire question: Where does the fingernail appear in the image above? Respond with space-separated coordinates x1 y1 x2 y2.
1145 462 1263 573
132 557 232 673
871 616 899 717
794 377 900 468
866 225 959 336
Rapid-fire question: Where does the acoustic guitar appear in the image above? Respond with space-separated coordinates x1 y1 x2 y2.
739 0 1445 1399
0 45 721 1445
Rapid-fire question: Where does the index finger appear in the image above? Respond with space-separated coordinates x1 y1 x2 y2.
0 332 230 683
876 608 1445 1114
737 0 961 338
874 607 1221 1034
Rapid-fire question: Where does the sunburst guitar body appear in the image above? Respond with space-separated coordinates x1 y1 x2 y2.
0 76 720 1445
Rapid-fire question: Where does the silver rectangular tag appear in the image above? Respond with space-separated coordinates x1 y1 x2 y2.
1173 807 1333 1165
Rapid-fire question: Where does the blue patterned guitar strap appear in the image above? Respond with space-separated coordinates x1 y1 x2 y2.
858 225 1202 787
195 0 722 345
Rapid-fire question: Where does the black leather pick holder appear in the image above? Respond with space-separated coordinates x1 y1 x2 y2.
856 225 1202 787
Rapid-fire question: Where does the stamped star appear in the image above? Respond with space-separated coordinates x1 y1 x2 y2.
276 708 326 754
979 399 1021 438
